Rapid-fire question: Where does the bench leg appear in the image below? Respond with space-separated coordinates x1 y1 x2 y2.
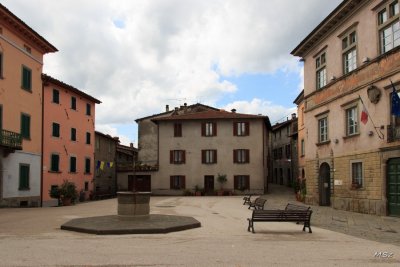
303 222 312 233
247 220 255 233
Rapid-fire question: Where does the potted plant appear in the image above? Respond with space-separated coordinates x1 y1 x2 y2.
194 185 201 196
217 173 227 196
59 179 78 206
49 186 61 206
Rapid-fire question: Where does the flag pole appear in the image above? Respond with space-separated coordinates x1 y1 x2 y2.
358 95 384 139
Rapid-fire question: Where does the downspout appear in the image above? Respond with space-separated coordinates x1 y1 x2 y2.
40 80 44 207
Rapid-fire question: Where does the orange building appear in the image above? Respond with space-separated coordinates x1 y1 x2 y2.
42 74 100 206
0 4 57 207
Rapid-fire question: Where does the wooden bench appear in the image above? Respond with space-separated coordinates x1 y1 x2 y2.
242 194 254 205
285 203 311 224
247 209 313 233
248 197 267 210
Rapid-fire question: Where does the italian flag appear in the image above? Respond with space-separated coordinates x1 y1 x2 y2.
361 104 368 125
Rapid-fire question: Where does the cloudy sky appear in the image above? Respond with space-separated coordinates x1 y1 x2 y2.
3 0 342 145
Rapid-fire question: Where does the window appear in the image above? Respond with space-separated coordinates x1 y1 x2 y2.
71 128 76 141
0 52 3 78
23 45 31 54
86 132 91 144
170 175 186 189
70 156 77 173
351 161 363 188
233 122 249 136
52 123 60 137
85 158 91 174
20 113 30 139
318 117 328 143
301 139 305 156
50 154 60 172
170 150 186 164
0 105 2 130
273 149 278 160
234 175 250 190
202 150 217 164
86 103 91 116
278 147 283 159
84 181 89 191
71 97 76 110
19 164 30 190
378 1 400 54
342 31 357 74
316 52 327 90
174 123 182 137
285 144 291 159
52 89 59 104
202 122 217 136
233 149 250 163
346 106 359 136
21 65 32 91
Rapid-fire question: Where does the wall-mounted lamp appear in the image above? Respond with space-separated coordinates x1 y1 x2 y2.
334 139 339 144
368 131 374 136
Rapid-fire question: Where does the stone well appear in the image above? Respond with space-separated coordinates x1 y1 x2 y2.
117 191 151 217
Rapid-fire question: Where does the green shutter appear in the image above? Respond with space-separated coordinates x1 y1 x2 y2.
71 128 76 141
52 123 60 137
51 154 59 172
85 158 91 173
19 164 29 190
86 132 90 144
21 114 30 139
71 97 76 110
21 66 32 90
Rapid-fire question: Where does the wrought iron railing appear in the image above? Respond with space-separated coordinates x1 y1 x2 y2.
0 129 22 150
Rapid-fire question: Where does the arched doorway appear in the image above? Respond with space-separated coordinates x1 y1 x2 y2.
319 163 331 206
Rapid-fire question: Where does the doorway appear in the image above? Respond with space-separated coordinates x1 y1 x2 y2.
131 175 151 192
387 158 400 216
319 163 331 206
204 175 214 195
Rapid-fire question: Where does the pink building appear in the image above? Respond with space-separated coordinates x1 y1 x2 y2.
42 74 100 206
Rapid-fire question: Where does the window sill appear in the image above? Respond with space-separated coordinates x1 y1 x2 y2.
343 133 360 140
171 163 185 165
18 188 30 191
21 88 32 93
48 171 61 173
84 172 92 175
300 155 305 158
316 140 331 146
203 162 217 165
69 171 77 174
22 137 31 141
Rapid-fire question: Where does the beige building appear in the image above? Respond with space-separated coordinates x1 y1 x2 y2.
292 0 400 216
294 90 306 197
135 104 271 195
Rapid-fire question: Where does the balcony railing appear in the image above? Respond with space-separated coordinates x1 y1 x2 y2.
0 129 22 150
387 125 400 143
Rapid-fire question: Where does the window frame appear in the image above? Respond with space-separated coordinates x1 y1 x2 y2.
350 160 363 189
317 116 329 143
378 1 400 54
234 175 250 190
170 175 186 189
21 65 32 91
342 30 357 74
202 149 217 164
70 156 77 173
50 153 60 172
233 149 250 164
170 150 186 164
19 164 30 190
86 103 91 116
86 132 91 145
174 123 182 137
20 113 31 139
233 121 250 136
202 122 217 137
71 97 77 110
52 89 60 104
345 105 359 136
315 52 327 90
52 122 60 138
71 128 76 141
84 157 91 174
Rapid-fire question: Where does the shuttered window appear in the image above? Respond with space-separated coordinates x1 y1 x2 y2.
174 123 182 137
52 123 60 137
234 175 250 190
170 175 186 189
85 158 91 174
19 164 30 190
20 113 30 139
70 156 77 173
21 65 32 91
52 89 59 103
170 150 186 164
233 122 250 136
201 150 217 164
233 149 250 163
201 122 217 136
50 154 60 172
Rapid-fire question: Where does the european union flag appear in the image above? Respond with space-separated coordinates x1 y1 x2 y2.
391 81 400 116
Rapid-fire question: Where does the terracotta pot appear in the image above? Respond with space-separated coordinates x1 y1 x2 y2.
62 197 72 206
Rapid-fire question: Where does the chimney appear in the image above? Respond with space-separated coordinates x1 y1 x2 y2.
184 103 187 107
166 105 169 112
231 109 236 113
130 143 133 148
291 113 296 120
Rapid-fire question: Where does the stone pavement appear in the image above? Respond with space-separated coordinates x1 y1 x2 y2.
265 184 400 246
0 188 399 266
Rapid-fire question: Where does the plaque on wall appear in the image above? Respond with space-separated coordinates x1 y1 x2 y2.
367 85 381 104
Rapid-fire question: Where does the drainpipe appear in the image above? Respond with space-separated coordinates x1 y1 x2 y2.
40 80 44 207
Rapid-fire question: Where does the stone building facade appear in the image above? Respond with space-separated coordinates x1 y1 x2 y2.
292 0 400 216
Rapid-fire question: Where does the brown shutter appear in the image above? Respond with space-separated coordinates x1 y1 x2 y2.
202 150 206 164
234 176 238 189
170 151 173 164
201 122 205 136
170 176 173 189
182 150 186 163
233 150 237 163
245 122 250 136
213 122 217 136
214 150 217 163
246 149 250 163
181 176 186 189
233 122 237 136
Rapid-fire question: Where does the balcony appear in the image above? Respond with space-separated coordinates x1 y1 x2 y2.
0 129 23 151
134 163 159 172
387 125 400 143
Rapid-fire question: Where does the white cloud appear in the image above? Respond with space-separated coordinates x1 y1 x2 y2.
3 0 341 139
223 98 297 124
